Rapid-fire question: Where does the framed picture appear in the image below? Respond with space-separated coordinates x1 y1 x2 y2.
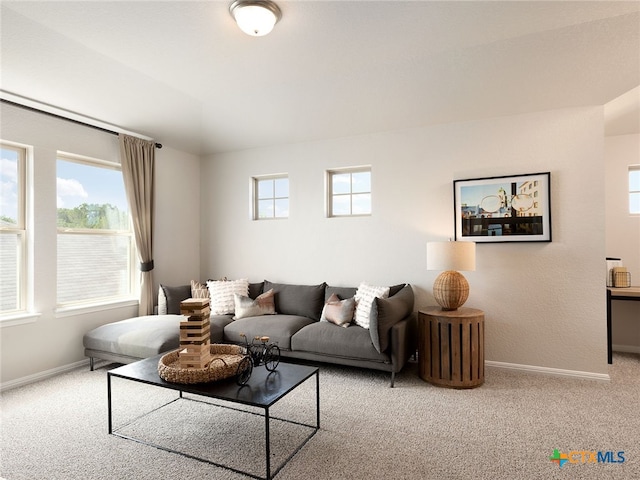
454 172 551 243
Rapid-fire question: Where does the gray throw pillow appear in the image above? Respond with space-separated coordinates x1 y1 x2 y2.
160 284 191 314
370 284 414 353
263 280 327 321
248 282 264 300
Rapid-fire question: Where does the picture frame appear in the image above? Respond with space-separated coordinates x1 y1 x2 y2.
454 172 552 243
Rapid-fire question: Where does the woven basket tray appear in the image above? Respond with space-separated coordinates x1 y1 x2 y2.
158 344 245 384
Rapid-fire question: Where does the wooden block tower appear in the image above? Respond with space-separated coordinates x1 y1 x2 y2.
179 297 211 369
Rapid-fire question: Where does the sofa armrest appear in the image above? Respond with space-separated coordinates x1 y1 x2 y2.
389 312 417 373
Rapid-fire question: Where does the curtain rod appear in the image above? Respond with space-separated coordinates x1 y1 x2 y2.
0 98 162 149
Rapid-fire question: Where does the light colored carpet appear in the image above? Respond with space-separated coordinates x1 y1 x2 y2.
1 354 639 480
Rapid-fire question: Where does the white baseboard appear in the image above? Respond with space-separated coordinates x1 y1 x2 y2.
486 360 610 382
613 344 640 354
2 357 621 391
0 359 90 392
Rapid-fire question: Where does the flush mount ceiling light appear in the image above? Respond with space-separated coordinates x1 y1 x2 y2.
230 0 282 37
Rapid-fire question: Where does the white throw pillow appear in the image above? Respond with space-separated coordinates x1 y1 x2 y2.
354 282 390 329
157 286 167 315
207 278 249 315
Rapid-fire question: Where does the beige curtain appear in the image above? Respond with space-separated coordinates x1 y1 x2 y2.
119 134 155 316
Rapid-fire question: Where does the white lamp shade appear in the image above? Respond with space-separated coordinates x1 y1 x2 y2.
231 2 281 36
427 241 476 272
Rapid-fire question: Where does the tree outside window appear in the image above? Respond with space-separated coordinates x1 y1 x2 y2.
56 155 136 305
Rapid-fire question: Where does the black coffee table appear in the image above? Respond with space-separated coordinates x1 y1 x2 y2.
107 354 319 480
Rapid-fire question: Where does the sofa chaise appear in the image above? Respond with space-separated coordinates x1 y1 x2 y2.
83 280 417 387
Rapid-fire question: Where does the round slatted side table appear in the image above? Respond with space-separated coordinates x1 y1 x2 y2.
418 307 485 389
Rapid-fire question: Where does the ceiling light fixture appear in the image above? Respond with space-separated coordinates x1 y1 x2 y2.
229 0 282 37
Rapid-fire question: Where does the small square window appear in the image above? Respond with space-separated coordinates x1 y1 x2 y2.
630 166 640 215
253 175 289 219
327 167 371 217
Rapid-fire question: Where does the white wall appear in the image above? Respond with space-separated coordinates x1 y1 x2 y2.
202 106 608 375
605 133 640 351
0 103 200 385
153 145 202 287
1 103 612 385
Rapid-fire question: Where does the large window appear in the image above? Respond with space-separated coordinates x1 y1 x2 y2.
57 154 135 306
630 166 640 215
327 167 372 217
253 175 289 219
0 143 27 315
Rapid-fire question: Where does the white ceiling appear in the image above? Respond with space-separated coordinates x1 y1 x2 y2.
1 1 639 155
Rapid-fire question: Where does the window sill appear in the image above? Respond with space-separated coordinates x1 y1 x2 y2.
0 312 42 328
55 298 139 318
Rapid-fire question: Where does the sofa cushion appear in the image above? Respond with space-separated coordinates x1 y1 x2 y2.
233 289 275 320
263 281 326 321
209 315 234 342
291 322 388 362
324 286 357 302
223 314 315 350
320 293 356 327
370 284 414 353
207 278 249 315
354 282 390 329
83 315 183 358
160 284 191 314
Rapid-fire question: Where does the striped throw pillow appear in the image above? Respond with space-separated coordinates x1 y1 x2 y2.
354 282 390 329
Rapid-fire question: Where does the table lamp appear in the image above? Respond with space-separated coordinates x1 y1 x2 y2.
427 241 476 310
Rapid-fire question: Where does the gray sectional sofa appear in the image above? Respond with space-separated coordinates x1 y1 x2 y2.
83 280 417 387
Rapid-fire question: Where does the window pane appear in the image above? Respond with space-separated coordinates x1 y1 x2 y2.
274 178 288 198
332 173 351 194
257 179 274 199
630 192 640 215
57 156 134 305
254 175 288 220
258 199 273 218
0 233 20 311
332 195 351 215
57 234 132 304
274 198 289 218
1 147 19 227
352 171 371 193
352 193 371 214
57 203 130 230
1 145 25 314
328 168 371 217
57 160 130 230
630 169 640 191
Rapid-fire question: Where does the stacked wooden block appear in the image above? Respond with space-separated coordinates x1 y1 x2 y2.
179 298 211 369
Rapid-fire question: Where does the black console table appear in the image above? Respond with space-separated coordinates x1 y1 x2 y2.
606 286 640 364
